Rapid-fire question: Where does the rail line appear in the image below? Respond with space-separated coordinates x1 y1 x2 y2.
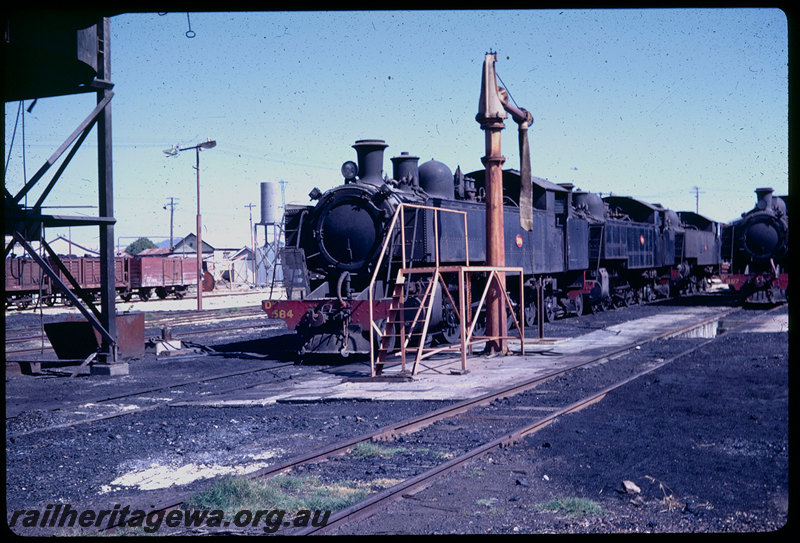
305 305 782 535
4 360 300 435
4 308 280 359
91 303 778 535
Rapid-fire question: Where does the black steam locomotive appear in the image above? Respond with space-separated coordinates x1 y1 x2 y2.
720 187 789 303
262 139 722 357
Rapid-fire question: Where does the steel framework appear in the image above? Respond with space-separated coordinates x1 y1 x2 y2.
4 14 123 370
367 203 524 377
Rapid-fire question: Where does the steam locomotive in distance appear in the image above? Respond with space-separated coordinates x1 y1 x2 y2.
720 187 789 303
262 139 722 357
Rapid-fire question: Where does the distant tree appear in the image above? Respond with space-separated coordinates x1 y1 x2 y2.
126 237 157 255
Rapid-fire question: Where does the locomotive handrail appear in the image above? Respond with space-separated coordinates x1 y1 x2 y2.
370 264 525 377
367 202 525 376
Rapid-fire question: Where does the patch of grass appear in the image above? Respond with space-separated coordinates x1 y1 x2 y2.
535 497 603 518
183 474 368 514
350 442 404 458
370 477 404 490
475 497 503 516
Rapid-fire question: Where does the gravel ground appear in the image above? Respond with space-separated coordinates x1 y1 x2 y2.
335 312 790 534
4 295 790 535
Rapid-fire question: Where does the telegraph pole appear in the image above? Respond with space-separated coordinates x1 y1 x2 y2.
245 203 256 284
691 186 704 214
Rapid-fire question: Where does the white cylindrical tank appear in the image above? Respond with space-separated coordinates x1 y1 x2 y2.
260 181 282 225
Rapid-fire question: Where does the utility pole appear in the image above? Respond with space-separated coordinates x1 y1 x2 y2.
245 203 256 284
163 197 177 250
691 186 705 214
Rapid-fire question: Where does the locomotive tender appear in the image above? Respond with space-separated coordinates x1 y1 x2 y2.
720 187 789 303
263 139 721 357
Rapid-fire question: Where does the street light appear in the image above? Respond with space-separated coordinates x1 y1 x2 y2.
163 139 216 310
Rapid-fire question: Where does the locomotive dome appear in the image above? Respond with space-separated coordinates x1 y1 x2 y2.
419 159 454 199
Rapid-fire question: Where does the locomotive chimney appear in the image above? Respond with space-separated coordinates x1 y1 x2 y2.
353 139 389 186
755 187 774 211
391 152 420 187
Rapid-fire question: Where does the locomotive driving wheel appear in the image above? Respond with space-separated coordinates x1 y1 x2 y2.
623 289 634 307
524 299 537 327
572 293 584 316
436 297 462 345
543 295 556 323
372 319 398 352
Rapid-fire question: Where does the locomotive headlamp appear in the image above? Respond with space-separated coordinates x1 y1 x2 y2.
341 161 358 182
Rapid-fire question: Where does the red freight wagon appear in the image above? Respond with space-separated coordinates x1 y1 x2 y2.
55 256 130 291
5 255 131 309
4 257 51 309
130 256 197 301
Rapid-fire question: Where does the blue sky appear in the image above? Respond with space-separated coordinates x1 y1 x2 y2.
4 9 788 250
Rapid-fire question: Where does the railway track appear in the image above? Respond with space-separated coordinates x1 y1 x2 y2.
3 290 701 360
4 358 311 435
4 305 278 359
87 303 779 536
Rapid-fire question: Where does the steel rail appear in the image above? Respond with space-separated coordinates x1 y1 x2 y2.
4 312 278 357
297 305 782 535
4 361 296 432
96 304 756 534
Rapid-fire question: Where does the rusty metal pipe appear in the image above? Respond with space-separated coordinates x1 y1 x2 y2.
499 87 532 126
476 52 509 354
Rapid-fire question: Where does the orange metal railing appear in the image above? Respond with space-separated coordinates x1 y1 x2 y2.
367 203 524 377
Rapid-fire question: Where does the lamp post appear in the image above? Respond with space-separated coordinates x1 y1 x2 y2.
163 139 216 310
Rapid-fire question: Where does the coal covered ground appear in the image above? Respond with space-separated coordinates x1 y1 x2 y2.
4 295 791 535
336 300 791 535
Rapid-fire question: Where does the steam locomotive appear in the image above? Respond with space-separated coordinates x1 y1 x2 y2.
262 139 721 357
720 187 789 303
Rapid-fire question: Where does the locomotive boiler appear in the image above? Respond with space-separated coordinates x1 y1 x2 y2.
721 187 789 303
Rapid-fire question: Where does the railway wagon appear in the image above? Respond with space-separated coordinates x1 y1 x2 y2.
3 255 131 308
129 256 197 301
5 255 50 308
4 254 203 308
55 255 131 295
